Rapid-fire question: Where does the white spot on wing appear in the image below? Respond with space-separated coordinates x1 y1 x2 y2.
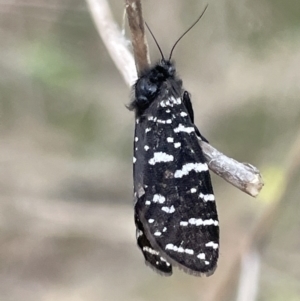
160 101 166 107
165 100 172 106
157 118 173 124
190 188 197 193
167 137 174 143
174 124 195 134
134 137 138 142
174 163 208 178
204 219 219 226
180 221 189 226
149 152 174 165
205 241 219 249
161 205 175 213
160 257 171 266
181 218 218 226
144 145 150 151
188 218 196 224
165 243 174 250
154 231 162 236
177 247 184 253
174 142 181 148
188 218 218 226
153 194 166 204
165 244 194 255
197 253 206 260
145 200 151 205
180 112 188 117
185 249 194 255
145 128 151 133
163 258 171 266
148 219 154 223
172 97 182 105
133 157 136 163
199 193 215 202
143 246 159 255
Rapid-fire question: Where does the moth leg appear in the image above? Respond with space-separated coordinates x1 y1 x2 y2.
183 91 209 143
182 90 195 123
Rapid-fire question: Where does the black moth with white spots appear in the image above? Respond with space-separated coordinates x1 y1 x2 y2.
129 59 219 276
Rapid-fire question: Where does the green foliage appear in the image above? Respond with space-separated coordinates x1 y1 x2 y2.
25 40 81 88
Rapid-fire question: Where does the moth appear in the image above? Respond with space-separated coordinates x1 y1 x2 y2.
129 6 219 276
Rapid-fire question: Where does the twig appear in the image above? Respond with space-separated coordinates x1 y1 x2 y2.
125 0 150 74
86 0 264 197
200 142 263 197
86 0 137 86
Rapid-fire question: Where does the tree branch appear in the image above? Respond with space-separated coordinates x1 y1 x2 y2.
200 142 263 197
86 0 264 197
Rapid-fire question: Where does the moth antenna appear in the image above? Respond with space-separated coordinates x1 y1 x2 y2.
145 22 165 61
169 4 208 60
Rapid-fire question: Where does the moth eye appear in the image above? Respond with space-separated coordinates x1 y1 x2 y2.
167 64 175 76
135 77 158 106
136 96 150 109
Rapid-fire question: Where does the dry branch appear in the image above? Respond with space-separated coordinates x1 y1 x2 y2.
125 0 150 73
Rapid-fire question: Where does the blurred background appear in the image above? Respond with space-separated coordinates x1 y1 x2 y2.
0 0 300 300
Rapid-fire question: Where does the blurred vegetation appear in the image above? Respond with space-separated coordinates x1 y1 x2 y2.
0 0 300 301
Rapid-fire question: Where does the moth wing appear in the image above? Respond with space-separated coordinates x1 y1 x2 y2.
133 93 219 276
134 208 172 275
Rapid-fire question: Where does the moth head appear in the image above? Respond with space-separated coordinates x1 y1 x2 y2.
159 60 176 77
135 76 158 108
